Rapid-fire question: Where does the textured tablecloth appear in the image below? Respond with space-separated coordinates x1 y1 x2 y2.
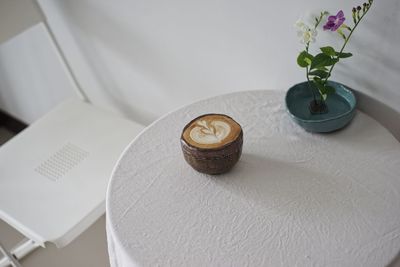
106 90 400 267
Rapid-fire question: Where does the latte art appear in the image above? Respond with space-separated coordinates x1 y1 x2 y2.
182 114 242 149
189 120 231 145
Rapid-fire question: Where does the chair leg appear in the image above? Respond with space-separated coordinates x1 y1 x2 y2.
0 239 40 267
0 241 21 267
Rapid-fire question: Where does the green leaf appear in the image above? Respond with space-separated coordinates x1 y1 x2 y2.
319 85 335 100
310 53 338 70
315 66 329 72
324 85 336 94
320 46 336 57
311 78 335 100
297 51 314 68
312 76 321 83
337 29 347 40
336 52 353 58
342 24 352 31
312 77 324 92
309 70 330 79
311 78 326 99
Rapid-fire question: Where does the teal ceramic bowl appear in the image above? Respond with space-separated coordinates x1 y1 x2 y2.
285 81 356 133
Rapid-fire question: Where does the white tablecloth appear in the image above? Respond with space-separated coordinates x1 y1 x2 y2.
106 90 400 267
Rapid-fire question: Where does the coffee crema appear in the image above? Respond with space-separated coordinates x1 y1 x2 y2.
182 114 242 149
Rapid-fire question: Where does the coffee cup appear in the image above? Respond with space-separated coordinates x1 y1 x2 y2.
180 113 243 175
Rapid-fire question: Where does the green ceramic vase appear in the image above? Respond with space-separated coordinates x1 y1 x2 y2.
285 81 356 133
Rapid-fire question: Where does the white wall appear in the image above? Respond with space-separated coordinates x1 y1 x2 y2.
1 0 399 125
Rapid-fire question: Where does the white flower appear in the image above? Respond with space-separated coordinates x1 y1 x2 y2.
295 19 318 44
300 28 317 44
294 20 306 29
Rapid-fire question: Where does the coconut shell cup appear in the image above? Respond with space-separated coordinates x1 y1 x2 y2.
180 114 243 175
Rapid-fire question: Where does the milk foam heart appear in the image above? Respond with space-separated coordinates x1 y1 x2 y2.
189 120 231 145
182 114 242 149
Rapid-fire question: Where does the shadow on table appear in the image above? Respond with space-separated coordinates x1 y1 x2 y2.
213 153 344 215
207 153 400 265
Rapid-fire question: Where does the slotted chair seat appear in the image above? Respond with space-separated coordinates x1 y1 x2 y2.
0 99 143 256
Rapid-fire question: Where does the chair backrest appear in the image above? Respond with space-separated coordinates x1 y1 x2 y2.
352 90 400 142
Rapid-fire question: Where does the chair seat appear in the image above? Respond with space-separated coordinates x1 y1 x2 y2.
0 99 144 248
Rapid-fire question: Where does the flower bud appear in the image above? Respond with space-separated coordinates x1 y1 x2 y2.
352 7 357 23
356 6 361 20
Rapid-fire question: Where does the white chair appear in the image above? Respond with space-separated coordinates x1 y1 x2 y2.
0 99 144 266
0 2 145 266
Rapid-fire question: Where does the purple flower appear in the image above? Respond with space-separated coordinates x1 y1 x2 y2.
323 10 345 31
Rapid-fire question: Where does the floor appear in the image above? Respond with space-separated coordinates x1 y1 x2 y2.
0 126 110 267
0 127 14 145
0 217 109 267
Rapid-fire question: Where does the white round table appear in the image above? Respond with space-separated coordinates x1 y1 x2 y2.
106 90 400 267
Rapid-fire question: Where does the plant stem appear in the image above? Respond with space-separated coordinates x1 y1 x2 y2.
323 4 372 84
306 12 327 103
305 43 317 102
